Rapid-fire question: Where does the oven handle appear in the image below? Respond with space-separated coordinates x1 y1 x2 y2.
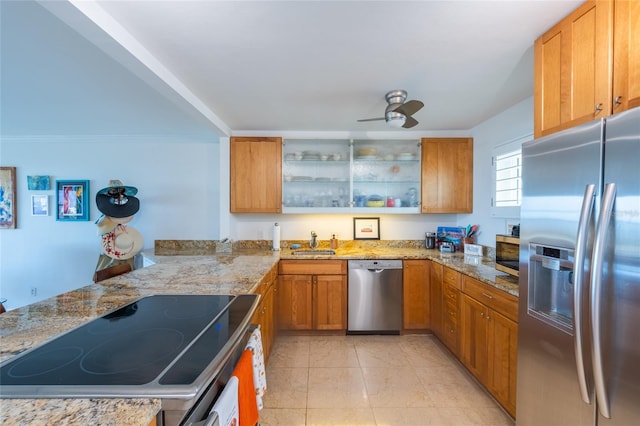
189 411 219 426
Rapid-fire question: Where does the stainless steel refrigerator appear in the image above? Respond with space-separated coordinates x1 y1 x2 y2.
517 106 640 425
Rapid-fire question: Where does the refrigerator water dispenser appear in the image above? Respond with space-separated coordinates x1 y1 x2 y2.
527 243 575 335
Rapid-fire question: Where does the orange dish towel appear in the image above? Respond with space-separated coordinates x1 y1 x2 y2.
232 349 259 426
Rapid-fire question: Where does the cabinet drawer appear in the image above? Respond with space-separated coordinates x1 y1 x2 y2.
443 267 462 289
444 303 458 325
253 264 278 297
462 276 518 322
442 315 459 352
279 260 346 275
443 282 459 303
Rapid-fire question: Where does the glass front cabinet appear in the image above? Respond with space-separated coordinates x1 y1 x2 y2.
282 139 421 214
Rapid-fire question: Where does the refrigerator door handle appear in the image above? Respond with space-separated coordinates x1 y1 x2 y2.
591 182 617 419
574 183 596 404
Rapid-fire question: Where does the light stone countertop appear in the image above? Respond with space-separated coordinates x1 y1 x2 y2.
0 249 280 426
0 242 517 425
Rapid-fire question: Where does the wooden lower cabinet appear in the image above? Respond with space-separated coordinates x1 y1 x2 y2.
252 265 278 362
441 272 461 357
429 261 443 338
487 309 518 417
460 294 490 380
314 274 348 330
278 260 347 331
278 274 313 329
460 276 518 418
403 259 430 330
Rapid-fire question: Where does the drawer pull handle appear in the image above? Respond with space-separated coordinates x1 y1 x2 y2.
482 292 494 300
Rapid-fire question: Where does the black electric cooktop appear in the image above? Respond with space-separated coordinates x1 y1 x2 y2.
0 294 258 398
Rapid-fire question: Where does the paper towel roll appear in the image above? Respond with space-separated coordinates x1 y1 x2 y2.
272 223 280 251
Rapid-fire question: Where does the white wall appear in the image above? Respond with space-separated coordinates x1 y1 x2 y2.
0 135 220 310
463 96 533 246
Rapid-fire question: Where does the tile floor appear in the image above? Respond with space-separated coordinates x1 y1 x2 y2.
259 334 515 426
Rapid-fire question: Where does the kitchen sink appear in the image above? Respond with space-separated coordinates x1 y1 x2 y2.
291 250 336 255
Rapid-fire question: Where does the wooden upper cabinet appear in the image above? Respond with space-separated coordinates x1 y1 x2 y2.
421 137 473 213
230 136 282 213
613 0 640 112
534 0 614 138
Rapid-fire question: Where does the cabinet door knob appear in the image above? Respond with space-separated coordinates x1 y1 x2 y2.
614 96 623 105
595 103 603 113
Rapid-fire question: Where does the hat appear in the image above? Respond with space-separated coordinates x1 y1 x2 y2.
97 179 138 196
95 215 116 235
110 214 135 225
96 180 140 218
101 225 143 260
96 193 140 218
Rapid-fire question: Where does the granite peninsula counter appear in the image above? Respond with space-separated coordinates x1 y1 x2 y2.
0 241 517 425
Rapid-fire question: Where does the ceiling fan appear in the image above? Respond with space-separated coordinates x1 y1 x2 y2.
357 90 424 129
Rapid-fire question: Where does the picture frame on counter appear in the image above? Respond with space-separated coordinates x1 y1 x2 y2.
353 217 380 240
31 195 49 216
0 167 17 229
56 180 89 221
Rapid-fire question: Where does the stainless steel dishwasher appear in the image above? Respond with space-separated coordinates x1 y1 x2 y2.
347 259 403 334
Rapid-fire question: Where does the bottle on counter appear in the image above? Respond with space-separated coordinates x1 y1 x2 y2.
330 234 338 250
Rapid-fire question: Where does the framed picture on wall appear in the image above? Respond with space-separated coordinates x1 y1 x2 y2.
0 167 17 229
353 217 380 240
32 195 49 216
56 180 90 221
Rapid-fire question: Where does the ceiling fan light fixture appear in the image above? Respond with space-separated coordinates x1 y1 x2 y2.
386 111 406 128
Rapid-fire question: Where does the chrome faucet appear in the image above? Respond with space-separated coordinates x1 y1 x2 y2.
310 231 319 249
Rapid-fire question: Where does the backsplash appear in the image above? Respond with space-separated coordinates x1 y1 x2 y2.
155 239 495 258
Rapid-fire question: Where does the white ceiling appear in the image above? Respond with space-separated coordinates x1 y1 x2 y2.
5 1 584 136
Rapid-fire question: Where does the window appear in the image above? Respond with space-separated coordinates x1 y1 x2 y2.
495 149 521 207
491 133 531 218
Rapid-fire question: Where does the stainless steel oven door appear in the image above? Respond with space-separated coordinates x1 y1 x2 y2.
163 324 256 426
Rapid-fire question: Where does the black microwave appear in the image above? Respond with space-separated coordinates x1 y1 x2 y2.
496 235 519 277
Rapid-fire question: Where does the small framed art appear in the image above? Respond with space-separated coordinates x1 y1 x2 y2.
27 175 51 190
56 180 90 221
31 195 49 216
0 167 17 229
353 217 380 240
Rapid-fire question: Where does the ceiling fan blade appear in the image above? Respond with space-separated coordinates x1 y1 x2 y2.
402 116 419 128
357 117 385 122
394 100 424 117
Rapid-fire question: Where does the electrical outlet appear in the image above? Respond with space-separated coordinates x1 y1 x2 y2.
30 287 37 297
